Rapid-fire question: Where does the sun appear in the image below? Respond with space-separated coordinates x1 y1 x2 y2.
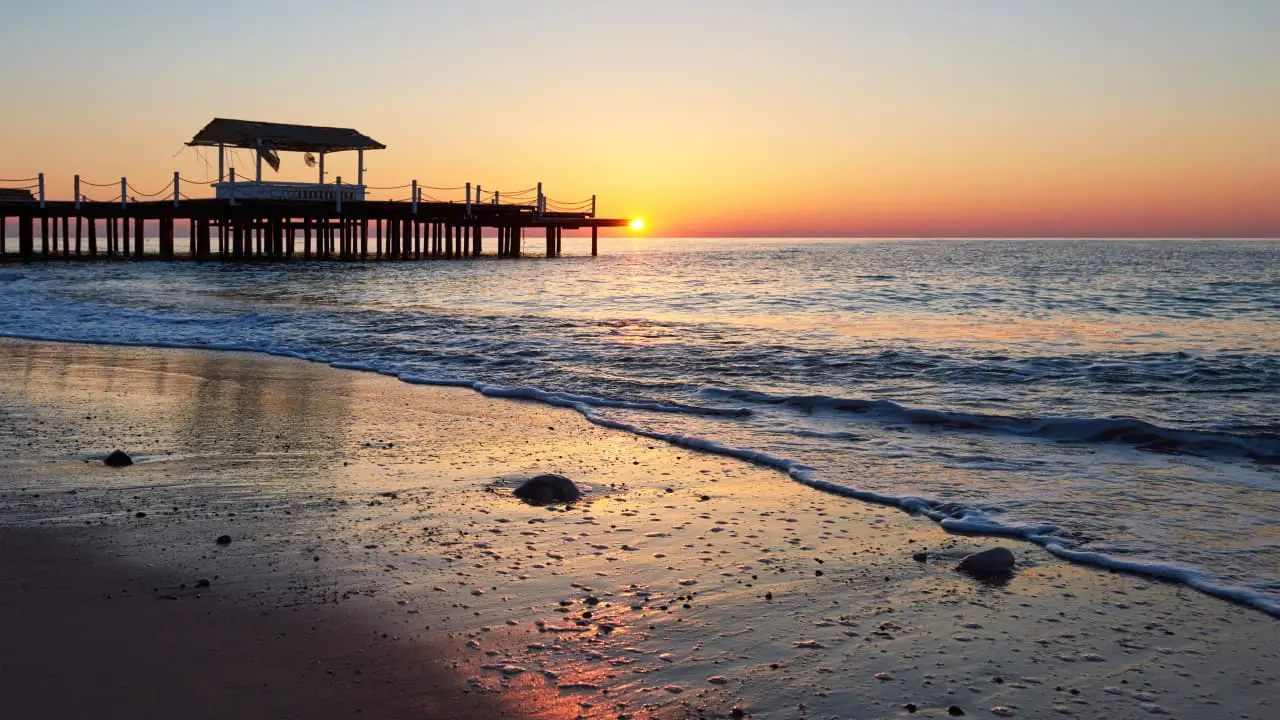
630 218 645 231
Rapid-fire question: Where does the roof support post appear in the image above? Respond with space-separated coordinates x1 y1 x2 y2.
173 171 180 208
335 176 342 213
218 143 225 182
74 175 81 210
591 195 596 217
411 180 418 214
38 173 45 209
121 178 127 209
537 182 544 215
318 152 325 184
255 137 263 183
357 149 364 189
466 183 472 218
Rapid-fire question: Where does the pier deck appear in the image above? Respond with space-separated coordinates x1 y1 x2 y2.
0 197 629 261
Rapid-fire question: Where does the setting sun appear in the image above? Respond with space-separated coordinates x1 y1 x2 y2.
630 219 645 231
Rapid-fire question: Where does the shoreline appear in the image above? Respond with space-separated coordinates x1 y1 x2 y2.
4 331 1277 619
1 338 1276 719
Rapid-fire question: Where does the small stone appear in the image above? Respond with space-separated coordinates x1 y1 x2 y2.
958 547 1015 576
730 706 745 719
195 578 211 588
134 512 147 518
949 706 966 717
874 672 893 681
904 703 918 713
991 707 1015 717
513 474 581 504
912 551 928 562
215 535 232 546
104 450 133 467
707 676 728 685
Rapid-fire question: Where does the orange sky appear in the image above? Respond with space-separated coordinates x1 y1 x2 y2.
2 1 1277 237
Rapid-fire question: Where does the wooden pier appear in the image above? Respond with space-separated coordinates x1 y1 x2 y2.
0 119 633 262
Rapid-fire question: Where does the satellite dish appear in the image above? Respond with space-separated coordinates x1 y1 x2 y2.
304 152 317 168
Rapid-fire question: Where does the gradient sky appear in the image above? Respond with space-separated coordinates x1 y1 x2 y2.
2 0 1277 237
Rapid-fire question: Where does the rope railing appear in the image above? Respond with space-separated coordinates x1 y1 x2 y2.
3 174 600 215
127 183 171 198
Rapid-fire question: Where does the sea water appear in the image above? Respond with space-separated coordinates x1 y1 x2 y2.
2 238 1277 614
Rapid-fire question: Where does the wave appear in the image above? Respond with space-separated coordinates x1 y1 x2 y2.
700 387 1280 462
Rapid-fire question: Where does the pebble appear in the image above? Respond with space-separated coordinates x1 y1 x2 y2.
958 547 1016 576
215 535 232 546
707 676 728 685
991 707 1015 717
104 449 133 467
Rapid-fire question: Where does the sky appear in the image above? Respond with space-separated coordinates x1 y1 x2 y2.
1 0 1277 237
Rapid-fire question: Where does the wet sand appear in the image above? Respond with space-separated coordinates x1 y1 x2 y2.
1 338 1276 719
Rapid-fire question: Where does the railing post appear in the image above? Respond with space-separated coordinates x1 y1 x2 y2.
411 180 418 214
121 177 127 209
591 194 596 217
465 182 472 218
335 176 342 213
537 182 543 215
228 168 236 206
494 191 500 205
173 171 180 208
38 173 45 209
74 175 81 210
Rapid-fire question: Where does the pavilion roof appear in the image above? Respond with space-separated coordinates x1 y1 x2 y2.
188 118 385 153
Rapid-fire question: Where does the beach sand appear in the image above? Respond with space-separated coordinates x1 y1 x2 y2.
1 338 1275 719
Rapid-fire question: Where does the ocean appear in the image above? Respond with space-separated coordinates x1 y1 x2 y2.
2 237 1277 615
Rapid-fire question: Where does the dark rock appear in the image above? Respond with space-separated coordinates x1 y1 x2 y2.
195 578 211 588
912 551 928 562
730 706 746 719
513 474 581 504
958 547 1015 576
215 534 232 546
904 703 918 713
104 450 133 467
134 512 147 518
948 706 966 717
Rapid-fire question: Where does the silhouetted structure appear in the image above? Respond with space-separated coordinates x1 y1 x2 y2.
0 119 626 261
